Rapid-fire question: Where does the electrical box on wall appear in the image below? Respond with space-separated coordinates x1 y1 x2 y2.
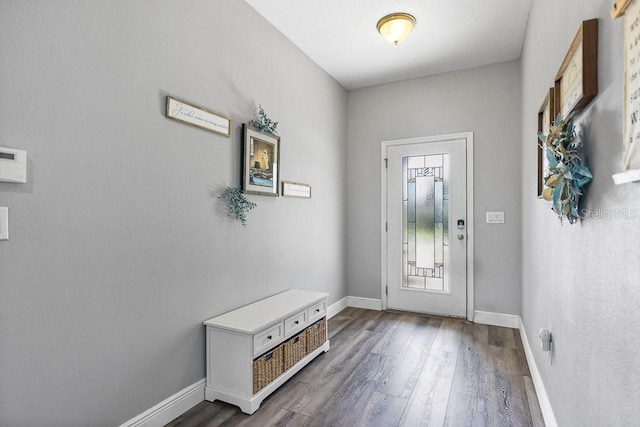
0 147 27 183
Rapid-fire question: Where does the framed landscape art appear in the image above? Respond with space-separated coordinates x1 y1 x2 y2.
242 124 280 196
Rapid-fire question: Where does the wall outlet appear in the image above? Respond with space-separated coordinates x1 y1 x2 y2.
0 207 8 240
539 328 552 352
486 211 505 224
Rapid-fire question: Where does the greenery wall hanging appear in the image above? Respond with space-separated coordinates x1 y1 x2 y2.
219 187 257 227
538 113 593 224
248 105 279 135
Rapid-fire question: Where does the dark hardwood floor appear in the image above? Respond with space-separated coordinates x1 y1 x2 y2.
166 308 544 427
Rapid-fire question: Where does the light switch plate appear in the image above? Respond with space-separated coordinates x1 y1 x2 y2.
0 207 8 240
486 211 505 224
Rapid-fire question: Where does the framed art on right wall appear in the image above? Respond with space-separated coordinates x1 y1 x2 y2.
554 19 599 120
611 0 640 183
537 88 555 198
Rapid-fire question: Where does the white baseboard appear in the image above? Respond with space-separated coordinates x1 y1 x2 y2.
346 296 383 311
519 320 558 427
119 378 205 427
473 310 521 329
327 297 348 319
474 311 557 426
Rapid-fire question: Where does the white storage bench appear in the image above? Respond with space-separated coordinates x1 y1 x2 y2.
203 289 330 414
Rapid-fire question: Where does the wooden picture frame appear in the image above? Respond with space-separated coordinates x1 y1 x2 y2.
166 96 231 137
537 88 555 198
611 0 633 18
282 181 312 198
242 124 280 197
554 19 598 120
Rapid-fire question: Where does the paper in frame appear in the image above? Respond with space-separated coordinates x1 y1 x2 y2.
166 96 231 137
282 181 311 198
242 124 280 197
553 19 598 120
622 0 640 171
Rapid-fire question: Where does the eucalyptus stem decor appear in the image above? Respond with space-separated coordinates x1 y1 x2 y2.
219 187 257 227
248 105 279 135
538 113 593 224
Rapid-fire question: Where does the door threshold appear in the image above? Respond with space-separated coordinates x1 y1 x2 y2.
385 308 469 322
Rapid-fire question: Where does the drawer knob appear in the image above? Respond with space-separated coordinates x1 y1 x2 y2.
294 320 299 325
315 309 320 313
267 335 272 340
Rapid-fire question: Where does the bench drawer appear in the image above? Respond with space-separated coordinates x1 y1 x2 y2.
253 323 283 357
308 300 326 323
284 310 307 338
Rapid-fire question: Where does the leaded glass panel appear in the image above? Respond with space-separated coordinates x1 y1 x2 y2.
402 154 450 291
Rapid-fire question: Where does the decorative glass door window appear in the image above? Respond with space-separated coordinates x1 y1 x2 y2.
402 154 450 292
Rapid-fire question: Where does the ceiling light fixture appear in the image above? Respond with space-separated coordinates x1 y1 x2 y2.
376 13 416 45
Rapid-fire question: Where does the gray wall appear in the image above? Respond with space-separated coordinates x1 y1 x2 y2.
346 61 522 315
521 1 640 425
0 1 347 426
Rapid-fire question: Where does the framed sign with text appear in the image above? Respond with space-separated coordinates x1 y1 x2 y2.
612 0 640 183
282 181 312 198
554 19 599 120
166 96 231 137
622 0 640 172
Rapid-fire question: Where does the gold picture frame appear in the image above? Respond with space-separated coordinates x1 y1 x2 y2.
554 19 599 120
537 88 555 198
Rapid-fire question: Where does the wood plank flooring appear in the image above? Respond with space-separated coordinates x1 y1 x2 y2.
166 308 544 427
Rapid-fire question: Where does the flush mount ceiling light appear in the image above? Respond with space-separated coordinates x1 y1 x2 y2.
376 13 416 45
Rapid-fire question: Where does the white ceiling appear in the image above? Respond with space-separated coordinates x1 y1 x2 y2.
245 0 531 90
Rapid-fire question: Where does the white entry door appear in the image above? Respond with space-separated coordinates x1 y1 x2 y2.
385 137 468 317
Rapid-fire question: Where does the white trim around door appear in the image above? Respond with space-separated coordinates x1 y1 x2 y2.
380 132 474 321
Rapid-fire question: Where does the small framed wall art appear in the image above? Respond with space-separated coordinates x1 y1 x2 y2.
242 124 280 196
553 19 598 120
165 96 231 137
282 181 311 198
537 88 555 197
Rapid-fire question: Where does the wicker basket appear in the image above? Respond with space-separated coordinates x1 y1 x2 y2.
252 345 284 394
305 317 326 353
283 332 307 371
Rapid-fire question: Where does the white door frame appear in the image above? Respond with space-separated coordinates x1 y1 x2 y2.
381 132 475 321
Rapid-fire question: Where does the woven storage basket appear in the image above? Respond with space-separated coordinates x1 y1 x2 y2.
252 345 284 394
305 317 326 353
283 332 307 371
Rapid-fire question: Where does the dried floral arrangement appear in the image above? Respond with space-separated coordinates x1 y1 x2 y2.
248 105 278 135
219 187 256 227
538 113 593 224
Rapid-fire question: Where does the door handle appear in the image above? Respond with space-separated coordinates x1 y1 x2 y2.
457 234 465 240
